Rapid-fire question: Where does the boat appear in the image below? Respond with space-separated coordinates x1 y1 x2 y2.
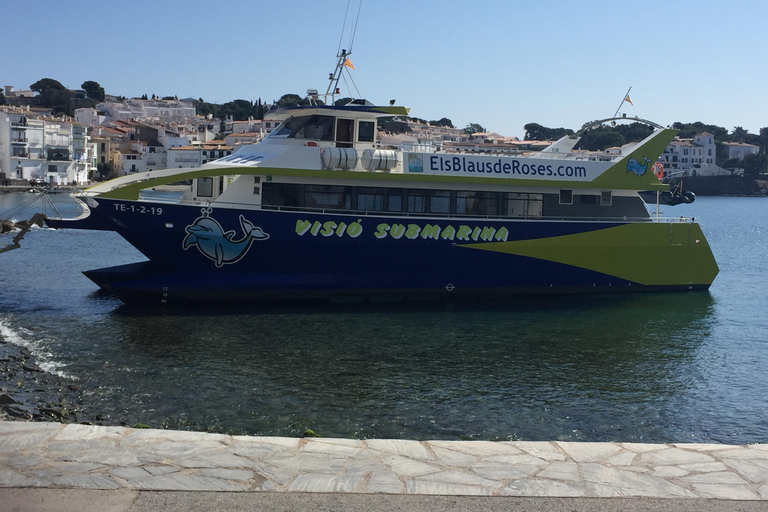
45 53 719 304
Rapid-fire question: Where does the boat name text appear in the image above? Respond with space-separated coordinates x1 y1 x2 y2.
113 203 163 215
295 219 508 242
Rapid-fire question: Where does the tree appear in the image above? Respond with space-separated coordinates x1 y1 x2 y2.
95 161 116 181
275 94 302 109
30 78 72 115
524 123 574 141
577 127 625 151
81 81 105 101
759 127 768 155
0 89 5 106
335 97 355 106
731 126 749 143
30 78 66 93
430 118 453 128
464 123 485 135
741 153 768 178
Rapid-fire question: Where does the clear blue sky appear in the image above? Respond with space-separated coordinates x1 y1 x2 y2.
4 0 766 138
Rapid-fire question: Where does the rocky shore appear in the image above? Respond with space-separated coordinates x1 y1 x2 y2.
0 333 83 424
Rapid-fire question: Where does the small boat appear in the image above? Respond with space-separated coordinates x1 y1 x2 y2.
46 53 718 304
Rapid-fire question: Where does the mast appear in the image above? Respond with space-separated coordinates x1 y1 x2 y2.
322 49 352 105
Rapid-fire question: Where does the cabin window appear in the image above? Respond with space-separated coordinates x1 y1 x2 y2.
272 115 334 140
304 185 351 210
559 189 573 205
358 187 402 212
407 189 450 214
262 183 300 207
505 193 543 217
197 177 213 197
579 195 597 205
358 121 375 142
456 191 499 216
601 191 612 206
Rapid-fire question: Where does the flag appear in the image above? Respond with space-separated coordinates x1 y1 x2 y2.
343 58 355 70
624 94 633 106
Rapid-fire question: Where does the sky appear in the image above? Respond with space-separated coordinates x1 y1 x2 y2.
3 0 767 139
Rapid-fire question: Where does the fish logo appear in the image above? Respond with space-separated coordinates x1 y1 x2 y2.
626 157 651 177
183 209 269 267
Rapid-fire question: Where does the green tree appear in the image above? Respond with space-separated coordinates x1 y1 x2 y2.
275 94 303 108
731 126 749 143
30 78 66 93
30 78 72 115
464 123 486 135
0 89 5 105
741 153 768 178
95 161 116 181
334 97 355 106
577 127 625 151
81 80 105 101
524 123 574 141
430 118 454 128
759 127 768 154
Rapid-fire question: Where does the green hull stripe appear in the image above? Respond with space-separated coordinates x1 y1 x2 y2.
458 223 719 286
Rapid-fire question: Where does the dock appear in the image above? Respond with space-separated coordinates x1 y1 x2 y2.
1 421 767 511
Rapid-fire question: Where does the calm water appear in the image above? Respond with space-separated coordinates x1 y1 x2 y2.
1 192 766 443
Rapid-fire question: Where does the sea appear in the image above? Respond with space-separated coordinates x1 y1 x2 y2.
0 191 766 444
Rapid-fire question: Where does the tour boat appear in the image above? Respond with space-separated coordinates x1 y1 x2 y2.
46 55 719 304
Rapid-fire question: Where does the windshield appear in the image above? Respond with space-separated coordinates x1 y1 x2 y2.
269 115 334 140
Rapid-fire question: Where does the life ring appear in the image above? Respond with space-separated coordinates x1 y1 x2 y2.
652 162 664 180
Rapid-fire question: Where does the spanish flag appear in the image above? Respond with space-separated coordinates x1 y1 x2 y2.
624 94 633 106
343 58 355 70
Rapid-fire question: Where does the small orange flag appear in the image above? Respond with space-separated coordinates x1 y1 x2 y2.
624 94 633 106
343 58 355 70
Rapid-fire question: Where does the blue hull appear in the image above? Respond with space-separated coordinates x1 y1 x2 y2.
47 198 709 304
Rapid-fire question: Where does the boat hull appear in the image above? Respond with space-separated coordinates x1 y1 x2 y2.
47 198 719 304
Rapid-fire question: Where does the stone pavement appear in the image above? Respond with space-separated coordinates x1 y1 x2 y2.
1 421 768 501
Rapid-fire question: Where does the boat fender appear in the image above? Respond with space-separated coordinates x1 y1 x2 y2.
321 147 359 170
362 149 398 171
682 190 696 204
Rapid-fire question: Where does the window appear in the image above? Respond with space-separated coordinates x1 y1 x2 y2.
271 115 335 140
407 189 450 214
357 187 402 212
197 177 213 197
262 183 300 207
559 189 573 205
358 121 375 142
456 191 499 216
505 193 543 217
600 191 612 206
304 185 351 210
579 195 597 205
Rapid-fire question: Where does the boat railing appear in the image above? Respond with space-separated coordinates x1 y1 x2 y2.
176 198 695 224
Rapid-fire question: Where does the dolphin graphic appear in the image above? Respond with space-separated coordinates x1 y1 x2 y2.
183 214 269 267
626 157 651 177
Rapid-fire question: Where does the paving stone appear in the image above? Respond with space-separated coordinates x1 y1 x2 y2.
307 438 363 448
230 442 294 458
710 448 768 460
144 465 180 476
555 442 622 463
405 479 494 495
33 462 106 475
429 445 478 466
427 440 520 458
691 483 759 500
620 443 667 453
510 441 566 461
231 436 300 449
109 467 153 480
48 448 141 467
652 466 689 478
5 454 47 469
250 462 298 485
129 473 249 491
672 443 728 451
0 422 60 434
0 469 47 487
682 471 749 484
131 440 227 461
483 454 549 466
581 463 695 498
606 451 636 466
122 429 228 444
639 447 716 466
175 452 259 469
536 461 580 481
262 453 347 473
288 473 363 492
501 479 586 497
383 455 441 477
758 484 768 498
470 462 538 481
56 424 125 441
300 440 361 457
0 431 56 452
366 469 404 493
678 462 728 472
418 470 499 488
723 458 768 483
366 439 433 460
50 473 121 489
198 468 255 481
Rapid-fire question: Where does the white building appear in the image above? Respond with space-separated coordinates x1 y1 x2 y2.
660 132 723 177
93 98 196 124
723 142 759 161
0 107 93 185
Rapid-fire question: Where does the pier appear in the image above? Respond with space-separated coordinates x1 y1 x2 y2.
1 421 767 511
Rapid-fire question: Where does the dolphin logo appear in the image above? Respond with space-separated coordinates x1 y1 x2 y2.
626 157 651 177
183 214 269 267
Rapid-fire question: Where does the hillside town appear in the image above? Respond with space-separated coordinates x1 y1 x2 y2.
0 84 761 189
